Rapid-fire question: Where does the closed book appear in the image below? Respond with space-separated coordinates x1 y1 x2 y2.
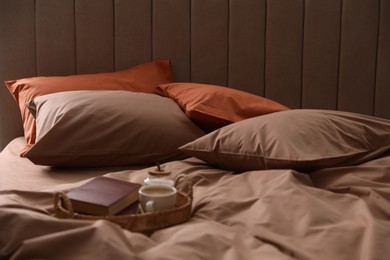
66 176 141 216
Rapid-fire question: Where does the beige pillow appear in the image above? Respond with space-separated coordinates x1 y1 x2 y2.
25 90 205 167
5 60 173 154
179 109 390 172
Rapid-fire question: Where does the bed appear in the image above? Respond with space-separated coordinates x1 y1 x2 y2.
1 0 390 259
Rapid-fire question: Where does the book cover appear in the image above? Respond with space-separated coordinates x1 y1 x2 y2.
66 176 141 216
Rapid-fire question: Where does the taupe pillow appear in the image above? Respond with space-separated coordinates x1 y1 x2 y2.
179 109 390 172
25 90 205 167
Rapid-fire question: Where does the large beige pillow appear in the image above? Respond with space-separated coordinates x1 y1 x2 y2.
179 109 390 172
5 60 173 154
25 90 205 167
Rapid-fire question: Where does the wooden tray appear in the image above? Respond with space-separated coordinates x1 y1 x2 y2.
53 174 193 233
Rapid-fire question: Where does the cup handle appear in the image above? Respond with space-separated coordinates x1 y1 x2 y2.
145 200 155 212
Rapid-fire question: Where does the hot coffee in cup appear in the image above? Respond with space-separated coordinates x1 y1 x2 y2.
138 184 177 212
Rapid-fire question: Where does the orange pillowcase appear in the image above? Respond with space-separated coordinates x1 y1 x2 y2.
157 83 289 131
5 60 173 154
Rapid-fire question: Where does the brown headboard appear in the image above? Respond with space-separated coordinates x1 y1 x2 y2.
1 0 389 150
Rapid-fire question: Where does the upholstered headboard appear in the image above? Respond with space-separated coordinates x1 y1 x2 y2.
1 0 389 150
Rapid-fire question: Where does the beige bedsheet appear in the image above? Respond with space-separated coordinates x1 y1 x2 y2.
1 138 390 260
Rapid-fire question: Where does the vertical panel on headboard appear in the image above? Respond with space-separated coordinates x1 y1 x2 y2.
265 0 304 108
338 0 379 115
0 0 35 148
191 0 228 85
228 0 266 95
153 0 191 82
302 0 341 110
115 0 152 70
36 0 76 76
0 0 36 79
75 0 114 74
375 0 390 119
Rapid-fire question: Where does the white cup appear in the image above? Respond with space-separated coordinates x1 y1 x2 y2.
138 185 177 213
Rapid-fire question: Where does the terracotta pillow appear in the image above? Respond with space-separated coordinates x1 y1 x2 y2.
179 109 390 172
5 60 173 154
25 90 204 167
157 83 289 131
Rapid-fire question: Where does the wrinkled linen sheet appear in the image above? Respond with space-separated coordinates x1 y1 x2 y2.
1 138 390 260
